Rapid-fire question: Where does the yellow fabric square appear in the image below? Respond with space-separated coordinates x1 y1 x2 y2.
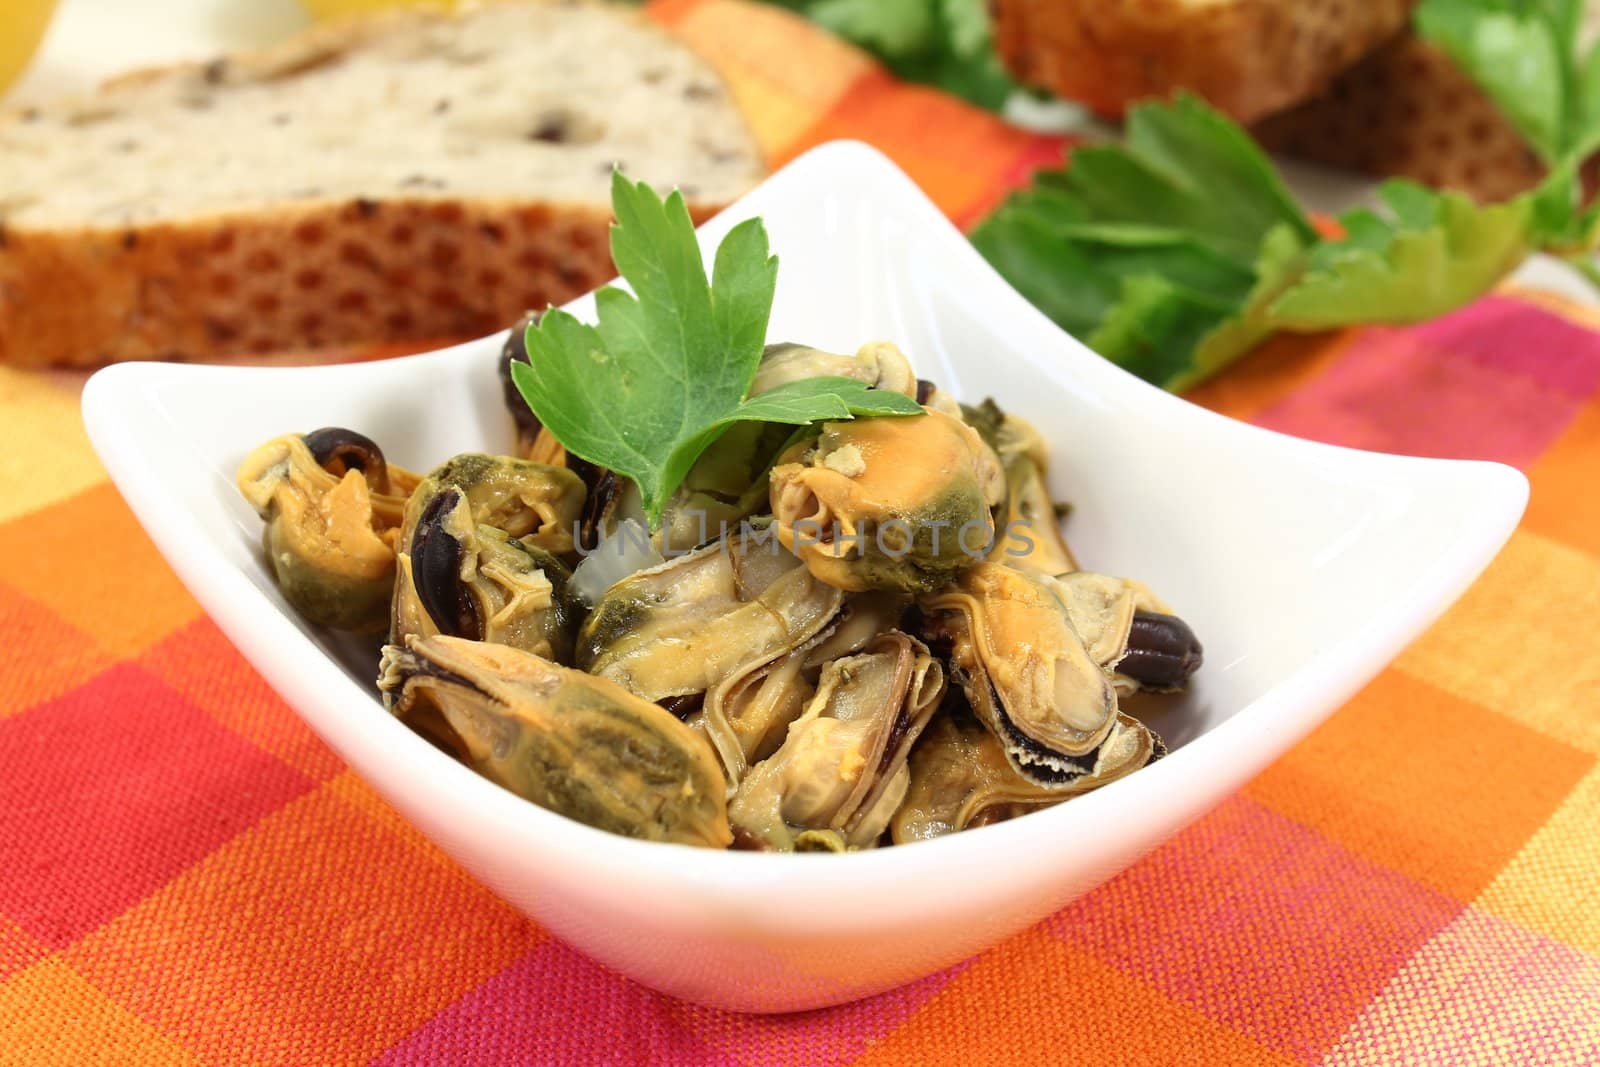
0 370 106 526
711 72 823 163
1477 767 1600 957
0 959 198 1067
1397 530 1600 754
1321 910 1600 1066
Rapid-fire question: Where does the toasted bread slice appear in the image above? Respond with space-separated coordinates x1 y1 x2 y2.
991 0 1418 124
1256 35 1548 202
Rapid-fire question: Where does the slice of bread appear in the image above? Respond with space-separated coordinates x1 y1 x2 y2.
1256 34 1551 202
991 0 1419 125
0 1 765 367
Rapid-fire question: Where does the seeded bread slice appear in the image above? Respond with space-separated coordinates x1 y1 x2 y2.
991 0 1419 125
1256 34 1555 202
0 1 765 367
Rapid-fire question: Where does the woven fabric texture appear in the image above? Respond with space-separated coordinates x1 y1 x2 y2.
2 1 1599 1063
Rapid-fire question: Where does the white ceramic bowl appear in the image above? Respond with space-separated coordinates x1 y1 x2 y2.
82 142 1526 1013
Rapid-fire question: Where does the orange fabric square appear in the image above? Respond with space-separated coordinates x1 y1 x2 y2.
1185 329 1359 422
65 781 541 1067
0 368 108 526
0 484 201 658
0 959 198 1067
0 582 114 718
138 619 346 782
1245 669 1593 902
788 71 1046 224
853 927 1295 1067
1524 397 1600 555
657 0 873 162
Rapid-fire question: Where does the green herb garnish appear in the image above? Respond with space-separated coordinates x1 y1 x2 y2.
1416 0 1600 168
510 172 922 529
973 90 1600 392
763 0 1020 110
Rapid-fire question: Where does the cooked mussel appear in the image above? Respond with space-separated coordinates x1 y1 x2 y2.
394 488 579 661
563 421 792 561
1045 572 1203 692
752 340 917 398
957 400 1076 574
405 453 584 558
379 635 731 848
698 591 907 788
577 527 845 706
769 409 1006 594
391 454 585 660
922 562 1147 788
1120 611 1205 691
659 421 792 554
990 449 1077 575
892 698 1158 843
729 631 945 851
237 428 421 631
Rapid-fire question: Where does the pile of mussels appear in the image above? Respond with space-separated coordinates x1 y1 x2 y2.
236 328 1202 851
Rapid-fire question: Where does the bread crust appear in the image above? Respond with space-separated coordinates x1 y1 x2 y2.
992 0 1419 124
0 196 655 367
0 2 758 367
1254 35 1548 202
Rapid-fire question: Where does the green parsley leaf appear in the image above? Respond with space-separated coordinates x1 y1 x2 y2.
971 94 1318 390
1179 225 1312 392
973 94 1596 392
1267 182 1534 330
510 172 920 529
1416 0 1569 164
804 0 934 57
758 0 1021 110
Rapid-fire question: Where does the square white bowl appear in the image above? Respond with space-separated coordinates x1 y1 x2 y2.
82 141 1526 1013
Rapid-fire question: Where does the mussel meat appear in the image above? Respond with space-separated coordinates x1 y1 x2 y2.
958 400 1076 574
237 427 421 632
729 631 945 851
391 454 585 660
697 591 908 789
380 635 732 847
577 526 845 706
769 409 1005 594
891 695 1159 843
752 340 917 398
1046 572 1204 692
921 563 1159 788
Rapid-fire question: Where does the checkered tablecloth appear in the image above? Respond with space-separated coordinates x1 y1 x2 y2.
2 2 1598 1063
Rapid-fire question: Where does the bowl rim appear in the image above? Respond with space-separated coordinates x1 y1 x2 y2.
81 140 1530 903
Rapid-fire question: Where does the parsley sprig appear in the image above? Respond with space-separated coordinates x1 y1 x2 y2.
974 82 1600 391
510 172 921 529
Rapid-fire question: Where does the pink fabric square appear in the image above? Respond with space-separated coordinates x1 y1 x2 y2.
370 939 730 1067
1047 795 1461 1062
1253 300 1600 468
0 664 315 946
373 935 971 1066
